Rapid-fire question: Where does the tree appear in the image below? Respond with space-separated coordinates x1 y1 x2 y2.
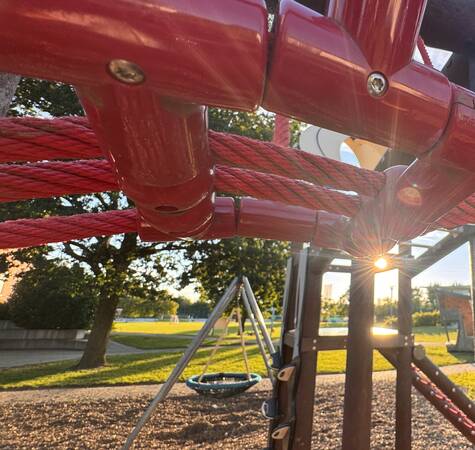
119 290 178 318
0 73 20 116
8 256 96 329
321 291 349 321
179 238 289 320
175 109 293 322
176 296 212 318
4 79 186 368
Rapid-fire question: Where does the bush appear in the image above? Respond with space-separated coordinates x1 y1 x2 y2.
0 302 9 320
8 262 96 329
383 315 398 328
413 311 440 327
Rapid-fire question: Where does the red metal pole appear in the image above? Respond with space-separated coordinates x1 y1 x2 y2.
328 0 427 74
79 86 213 237
0 0 268 110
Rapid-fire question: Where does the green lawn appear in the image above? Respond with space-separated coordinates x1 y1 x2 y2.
451 371 475 398
111 323 455 351
413 326 457 344
112 321 204 335
112 335 197 350
0 345 472 391
112 333 269 349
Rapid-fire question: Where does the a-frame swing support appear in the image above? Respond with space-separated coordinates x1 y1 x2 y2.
122 276 275 449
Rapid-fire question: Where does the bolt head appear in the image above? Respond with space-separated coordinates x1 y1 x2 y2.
367 72 388 97
108 59 145 84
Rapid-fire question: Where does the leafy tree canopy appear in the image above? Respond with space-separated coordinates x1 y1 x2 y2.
8 256 96 329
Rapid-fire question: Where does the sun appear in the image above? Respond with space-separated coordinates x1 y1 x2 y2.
374 256 388 270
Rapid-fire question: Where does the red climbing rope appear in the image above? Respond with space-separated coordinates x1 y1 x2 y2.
1 116 475 249
417 36 433 67
0 159 115 202
0 209 137 249
215 165 360 217
0 117 385 197
272 114 290 148
0 158 361 218
412 364 475 443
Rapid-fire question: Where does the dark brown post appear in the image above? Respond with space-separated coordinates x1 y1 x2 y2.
292 253 329 449
395 256 412 450
342 259 375 450
271 256 299 450
469 237 475 361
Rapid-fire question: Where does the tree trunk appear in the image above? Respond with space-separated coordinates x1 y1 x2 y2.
76 294 120 369
0 73 20 116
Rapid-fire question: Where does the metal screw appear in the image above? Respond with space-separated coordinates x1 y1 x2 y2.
367 72 388 97
108 59 145 84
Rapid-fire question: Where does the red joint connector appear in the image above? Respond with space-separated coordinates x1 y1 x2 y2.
328 0 427 75
140 196 351 248
264 0 451 154
0 0 268 109
79 87 214 237
238 198 317 242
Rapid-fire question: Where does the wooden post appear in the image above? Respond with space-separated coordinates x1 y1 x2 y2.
395 258 412 450
342 259 375 450
469 238 475 361
291 253 329 449
271 256 298 450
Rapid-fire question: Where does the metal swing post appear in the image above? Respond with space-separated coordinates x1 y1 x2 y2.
122 277 240 450
241 287 275 382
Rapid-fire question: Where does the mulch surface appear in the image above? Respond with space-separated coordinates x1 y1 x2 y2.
0 379 472 449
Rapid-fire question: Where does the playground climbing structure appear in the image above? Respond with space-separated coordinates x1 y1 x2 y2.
0 0 475 448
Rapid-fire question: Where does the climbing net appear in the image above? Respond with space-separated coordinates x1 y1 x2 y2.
1 0 475 258
0 116 473 252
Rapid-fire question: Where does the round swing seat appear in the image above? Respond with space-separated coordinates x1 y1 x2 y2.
186 372 261 398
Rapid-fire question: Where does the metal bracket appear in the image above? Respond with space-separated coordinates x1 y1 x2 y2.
271 424 291 440
277 365 296 382
261 398 279 419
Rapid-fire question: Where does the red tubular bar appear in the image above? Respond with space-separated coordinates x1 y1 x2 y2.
0 197 346 251
2 1 475 253
264 0 475 253
0 0 268 109
264 0 452 154
328 0 427 75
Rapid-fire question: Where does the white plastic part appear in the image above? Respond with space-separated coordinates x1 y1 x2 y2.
299 125 347 161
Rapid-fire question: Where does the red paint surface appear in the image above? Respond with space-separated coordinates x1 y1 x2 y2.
0 0 268 109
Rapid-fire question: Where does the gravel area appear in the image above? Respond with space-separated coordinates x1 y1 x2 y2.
0 378 472 449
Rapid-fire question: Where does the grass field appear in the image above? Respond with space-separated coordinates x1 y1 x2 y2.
0 344 471 390
0 322 469 391
111 323 457 350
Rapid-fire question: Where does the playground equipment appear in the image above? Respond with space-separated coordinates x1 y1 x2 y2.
185 292 272 398
1 0 475 448
437 287 474 353
186 372 262 398
122 277 276 448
